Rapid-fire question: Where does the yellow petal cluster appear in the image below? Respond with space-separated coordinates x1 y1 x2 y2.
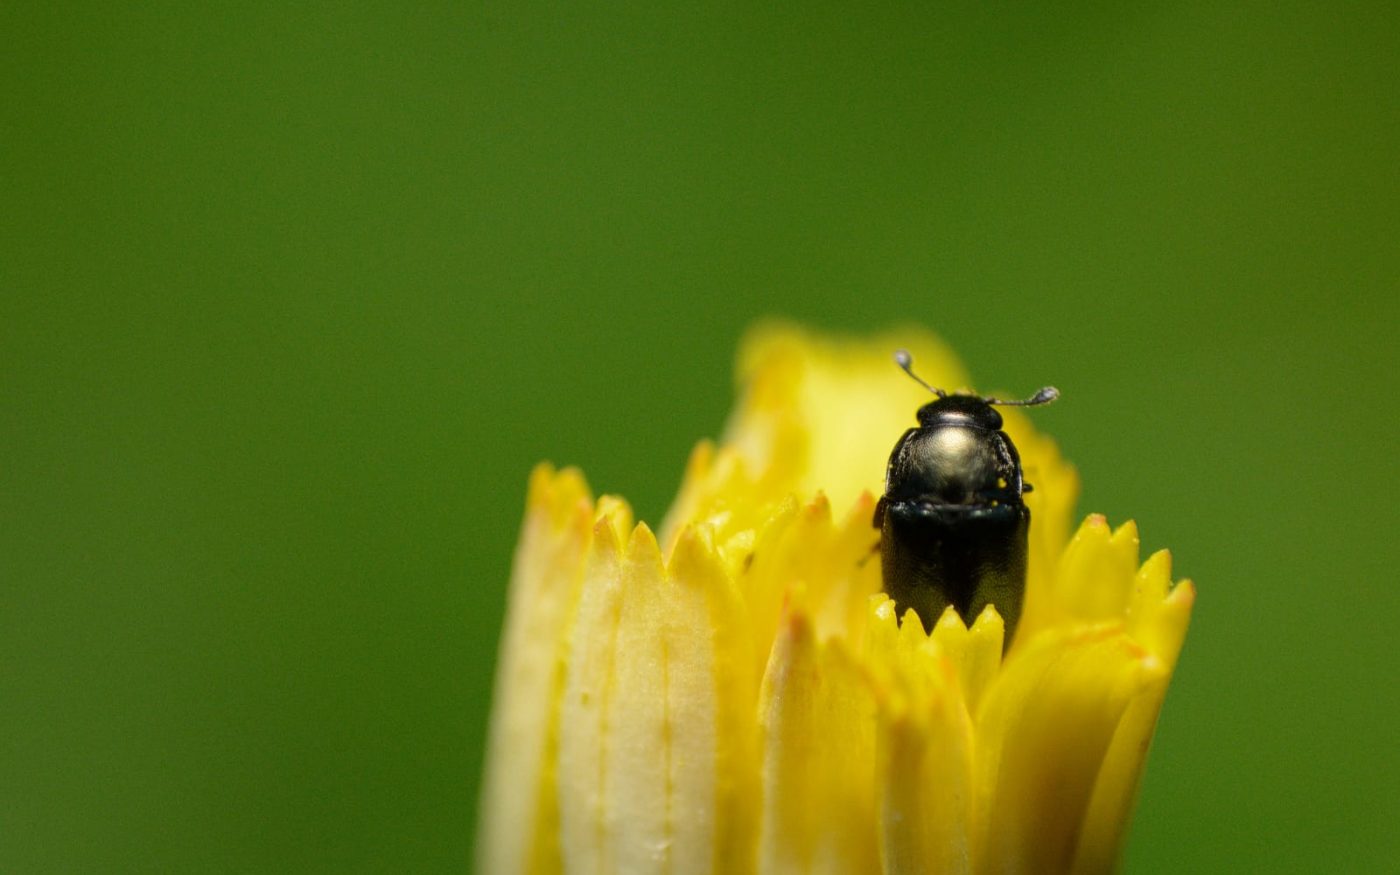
477 324 1194 875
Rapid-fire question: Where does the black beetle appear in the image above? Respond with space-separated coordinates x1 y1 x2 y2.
873 349 1058 643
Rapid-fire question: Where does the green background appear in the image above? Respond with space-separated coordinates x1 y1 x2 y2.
5 3 1396 872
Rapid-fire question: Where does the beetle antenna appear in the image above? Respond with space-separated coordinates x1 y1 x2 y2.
985 386 1060 407
893 349 947 398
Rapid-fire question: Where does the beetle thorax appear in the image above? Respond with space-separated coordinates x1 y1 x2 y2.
896 425 1004 505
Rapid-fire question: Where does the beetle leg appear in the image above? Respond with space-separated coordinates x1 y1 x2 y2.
857 537 881 567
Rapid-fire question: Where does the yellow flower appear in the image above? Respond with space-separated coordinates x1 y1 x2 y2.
477 324 1194 875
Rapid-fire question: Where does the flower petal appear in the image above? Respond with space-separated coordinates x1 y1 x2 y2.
758 607 880 875
930 604 1005 716
557 510 758 875
669 525 761 875
477 464 594 875
974 625 1164 874
555 500 632 875
740 493 883 655
1071 556 1195 874
1017 515 1139 646
867 601 976 875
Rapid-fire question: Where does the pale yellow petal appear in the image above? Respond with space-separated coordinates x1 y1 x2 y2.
600 523 681 875
759 608 880 875
668 525 761 875
558 511 760 875
974 625 1163 874
556 502 631 875
477 464 593 875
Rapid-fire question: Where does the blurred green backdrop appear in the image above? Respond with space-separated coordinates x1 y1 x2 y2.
5 2 1397 872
